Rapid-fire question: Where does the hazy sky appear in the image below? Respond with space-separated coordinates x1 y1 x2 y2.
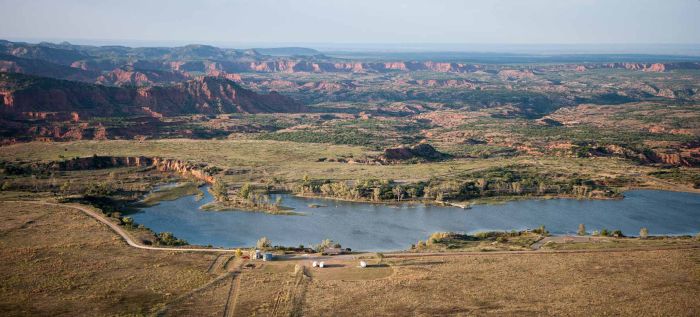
1 0 699 46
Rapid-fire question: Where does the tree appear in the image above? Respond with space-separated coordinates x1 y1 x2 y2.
157 232 187 246
211 180 228 201
320 183 333 196
435 192 444 202
256 236 271 250
86 181 113 196
315 239 333 252
392 185 405 201
534 225 548 235
60 181 71 195
577 224 586 236
238 183 252 200
372 187 381 202
639 227 649 239
376 252 384 264
406 187 418 199
122 216 134 227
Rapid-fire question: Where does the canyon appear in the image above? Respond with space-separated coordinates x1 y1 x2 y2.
0 73 303 119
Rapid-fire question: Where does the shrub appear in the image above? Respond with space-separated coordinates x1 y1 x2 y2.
639 227 649 239
474 232 490 239
210 179 228 201
60 181 71 194
315 239 334 252
156 232 188 246
533 225 548 235
235 249 243 257
600 229 610 237
256 236 271 250
238 183 252 199
612 229 624 237
577 224 586 236
85 181 114 196
415 240 426 250
121 216 134 227
427 232 451 245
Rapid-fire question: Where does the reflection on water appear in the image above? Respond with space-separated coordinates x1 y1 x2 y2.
131 187 700 251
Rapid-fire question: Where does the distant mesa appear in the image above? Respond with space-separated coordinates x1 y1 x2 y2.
0 73 304 119
252 47 322 57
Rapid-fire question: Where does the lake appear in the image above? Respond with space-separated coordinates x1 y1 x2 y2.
131 187 700 251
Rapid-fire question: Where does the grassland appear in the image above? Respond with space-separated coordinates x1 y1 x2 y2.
2 139 694 192
1 200 698 316
541 236 700 250
0 201 216 316
302 249 700 316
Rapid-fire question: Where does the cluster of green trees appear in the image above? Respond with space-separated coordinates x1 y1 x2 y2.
588 228 624 237
257 129 379 146
156 232 188 246
85 181 115 196
293 167 618 203
210 180 283 211
292 176 423 202
412 229 543 250
579 224 656 238
0 160 56 177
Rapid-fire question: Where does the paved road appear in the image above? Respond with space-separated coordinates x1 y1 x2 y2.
5 200 699 257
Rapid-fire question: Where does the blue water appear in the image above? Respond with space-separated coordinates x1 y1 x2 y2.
131 188 700 251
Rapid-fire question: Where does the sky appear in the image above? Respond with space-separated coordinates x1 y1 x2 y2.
1 0 699 49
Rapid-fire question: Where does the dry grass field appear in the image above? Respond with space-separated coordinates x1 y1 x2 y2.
2 139 694 194
303 250 700 316
0 201 216 316
1 200 698 316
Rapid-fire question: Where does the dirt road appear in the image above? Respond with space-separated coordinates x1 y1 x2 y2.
7 200 239 253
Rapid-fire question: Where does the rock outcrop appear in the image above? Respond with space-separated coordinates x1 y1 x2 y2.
498 69 536 80
48 155 217 183
96 67 191 86
380 144 450 162
0 73 304 119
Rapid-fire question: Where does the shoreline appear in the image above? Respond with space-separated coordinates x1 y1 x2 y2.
6 200 700 254
118 182 700 252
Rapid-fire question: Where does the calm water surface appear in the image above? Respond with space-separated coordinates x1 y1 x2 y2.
131 187 700 251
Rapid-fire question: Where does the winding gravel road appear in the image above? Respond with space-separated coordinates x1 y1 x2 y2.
8 200 239 253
